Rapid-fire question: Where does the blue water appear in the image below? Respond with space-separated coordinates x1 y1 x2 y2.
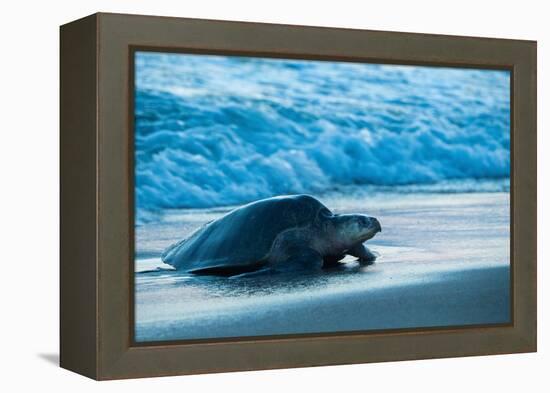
135 52 510 221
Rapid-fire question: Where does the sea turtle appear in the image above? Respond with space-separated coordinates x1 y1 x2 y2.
161 194 382 277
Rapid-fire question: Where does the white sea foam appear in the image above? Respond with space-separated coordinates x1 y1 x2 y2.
134 52 510 219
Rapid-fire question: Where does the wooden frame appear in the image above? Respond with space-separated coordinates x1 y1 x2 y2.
60 12 537 380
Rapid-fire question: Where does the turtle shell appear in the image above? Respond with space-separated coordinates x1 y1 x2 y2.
161 195 330 274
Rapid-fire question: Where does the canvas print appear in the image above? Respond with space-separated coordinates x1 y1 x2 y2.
133 51 510 343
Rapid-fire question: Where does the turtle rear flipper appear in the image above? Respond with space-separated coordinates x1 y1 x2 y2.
228 267 276 279
189 261 265 277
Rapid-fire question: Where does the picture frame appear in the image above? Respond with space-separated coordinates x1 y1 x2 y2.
60 12 537 380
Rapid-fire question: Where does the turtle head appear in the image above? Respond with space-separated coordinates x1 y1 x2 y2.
327 213 382 248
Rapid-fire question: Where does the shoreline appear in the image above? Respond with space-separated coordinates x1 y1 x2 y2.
135 262 510 342
134 190 510 343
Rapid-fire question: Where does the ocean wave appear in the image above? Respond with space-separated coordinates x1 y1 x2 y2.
135 52 510 214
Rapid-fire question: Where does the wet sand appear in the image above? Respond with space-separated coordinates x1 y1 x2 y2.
134 190 510 342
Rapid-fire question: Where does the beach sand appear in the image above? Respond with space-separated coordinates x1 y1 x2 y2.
134 189 510 342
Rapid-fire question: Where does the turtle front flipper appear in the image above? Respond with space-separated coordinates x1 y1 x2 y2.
348 243 378 265
323 253 346 268
277 247 324 273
